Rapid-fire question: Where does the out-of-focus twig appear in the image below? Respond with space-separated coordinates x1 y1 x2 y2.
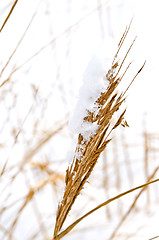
0 0 18 32
1 0 112 80
0 8 37 78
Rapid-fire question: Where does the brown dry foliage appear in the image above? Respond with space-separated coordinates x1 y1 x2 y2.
53 24 146 239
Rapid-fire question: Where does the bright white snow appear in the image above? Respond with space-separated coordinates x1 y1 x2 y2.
69 44 114 140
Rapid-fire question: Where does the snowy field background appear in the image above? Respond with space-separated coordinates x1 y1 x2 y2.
0 0 159 239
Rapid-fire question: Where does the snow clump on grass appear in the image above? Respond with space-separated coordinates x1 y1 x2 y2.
69 46 112 141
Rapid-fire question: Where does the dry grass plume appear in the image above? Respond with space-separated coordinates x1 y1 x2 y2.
53 23 146 239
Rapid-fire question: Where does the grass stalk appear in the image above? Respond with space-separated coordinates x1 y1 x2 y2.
110 166 159 239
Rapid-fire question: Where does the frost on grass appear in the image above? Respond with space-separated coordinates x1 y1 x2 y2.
69 46 113 141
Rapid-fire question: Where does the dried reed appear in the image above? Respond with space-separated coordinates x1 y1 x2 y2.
110 166 159 239
53 23 146 240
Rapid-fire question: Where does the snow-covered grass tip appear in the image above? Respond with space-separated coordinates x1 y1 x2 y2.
53 23 146 240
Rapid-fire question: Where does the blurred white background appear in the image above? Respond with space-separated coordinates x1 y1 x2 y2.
0 0 159 240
